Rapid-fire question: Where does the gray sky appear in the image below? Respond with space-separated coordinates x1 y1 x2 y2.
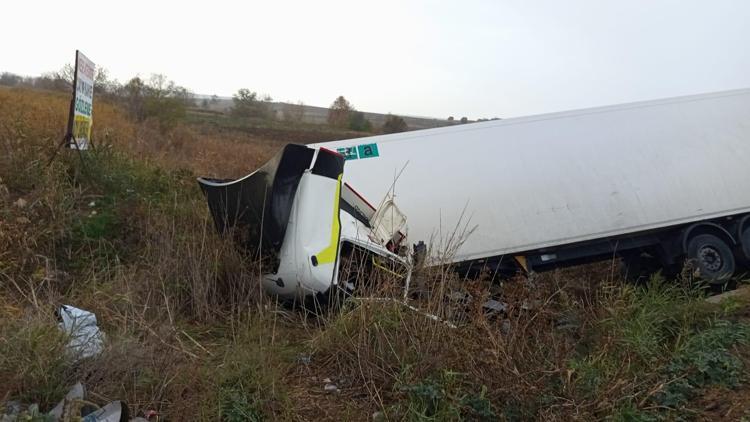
3 0 750 119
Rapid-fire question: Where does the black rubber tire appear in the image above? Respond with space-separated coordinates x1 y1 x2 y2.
741 227 750 262
686 233 735 284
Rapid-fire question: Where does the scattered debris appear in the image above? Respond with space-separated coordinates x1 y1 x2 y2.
297 354 311 365
321 378 340 394
1 403 40 421
482 299 507 313
324 383 340 394
58 305 105 361
48 382 85 420
372 411 385 421
555 313 581 331
500 319 511 335
2 383 131 422
14 216 30 225
2 401 21 417
12 198 26 208
143 409 159 420
449 291 471 303
79 401 129 422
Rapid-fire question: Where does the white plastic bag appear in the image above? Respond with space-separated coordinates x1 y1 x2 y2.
58 305 104 360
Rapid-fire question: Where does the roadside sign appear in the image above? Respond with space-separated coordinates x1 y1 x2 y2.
69 50 94 150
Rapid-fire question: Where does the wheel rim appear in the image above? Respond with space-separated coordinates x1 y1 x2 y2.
698 245 723 273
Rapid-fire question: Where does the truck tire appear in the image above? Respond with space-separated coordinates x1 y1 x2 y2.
686 234 735 283
741 227 750 262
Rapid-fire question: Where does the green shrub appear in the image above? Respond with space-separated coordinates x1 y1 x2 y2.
0 313 69 409
655 320 750 407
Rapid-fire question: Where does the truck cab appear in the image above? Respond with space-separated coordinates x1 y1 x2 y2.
198 145 411 301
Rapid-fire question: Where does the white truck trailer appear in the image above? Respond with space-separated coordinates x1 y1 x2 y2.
200 88 750 300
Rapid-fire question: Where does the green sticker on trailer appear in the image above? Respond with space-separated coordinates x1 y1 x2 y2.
337 146 359 160
336 143 379 160
357 143 379 159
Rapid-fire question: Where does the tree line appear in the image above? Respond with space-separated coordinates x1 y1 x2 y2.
1 67 194 132
1 67 416 134
228 90 411 134
326 95 408 134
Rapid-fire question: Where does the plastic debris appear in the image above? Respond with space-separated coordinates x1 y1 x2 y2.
58 305 105 361
2 383 131 422
1 401 21 417
297 354 311 365
555 313 580 331
48 382 85 420
81 400 129 422
500 320 511 335
482 299 507 313
324 383 339 394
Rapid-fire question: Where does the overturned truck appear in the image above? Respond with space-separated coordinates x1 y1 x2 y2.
200 88 750 298
198 145 410 301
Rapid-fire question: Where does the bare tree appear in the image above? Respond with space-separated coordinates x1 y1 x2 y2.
115 74 192 130
328 95 353 127
231 88 272 119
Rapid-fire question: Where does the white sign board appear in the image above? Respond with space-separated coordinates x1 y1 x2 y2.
71 51 94 150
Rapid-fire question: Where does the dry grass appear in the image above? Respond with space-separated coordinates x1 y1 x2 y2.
2 86 750 421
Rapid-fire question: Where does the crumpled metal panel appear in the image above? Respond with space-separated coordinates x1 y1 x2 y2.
198 144 315 257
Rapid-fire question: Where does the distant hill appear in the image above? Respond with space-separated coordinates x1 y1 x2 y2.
194 95 458 130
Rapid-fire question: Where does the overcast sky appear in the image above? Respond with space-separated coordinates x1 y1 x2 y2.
3 0 750 119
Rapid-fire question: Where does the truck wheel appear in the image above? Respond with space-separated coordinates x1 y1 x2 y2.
686 234 735 283
741 227 750 262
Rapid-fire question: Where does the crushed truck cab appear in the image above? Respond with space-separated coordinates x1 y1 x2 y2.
198 145 411 300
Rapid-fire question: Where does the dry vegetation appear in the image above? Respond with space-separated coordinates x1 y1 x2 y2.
2 86 750 421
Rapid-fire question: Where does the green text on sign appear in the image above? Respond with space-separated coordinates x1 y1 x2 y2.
336 143 379 160
337 146 358 160
357 143 379 159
